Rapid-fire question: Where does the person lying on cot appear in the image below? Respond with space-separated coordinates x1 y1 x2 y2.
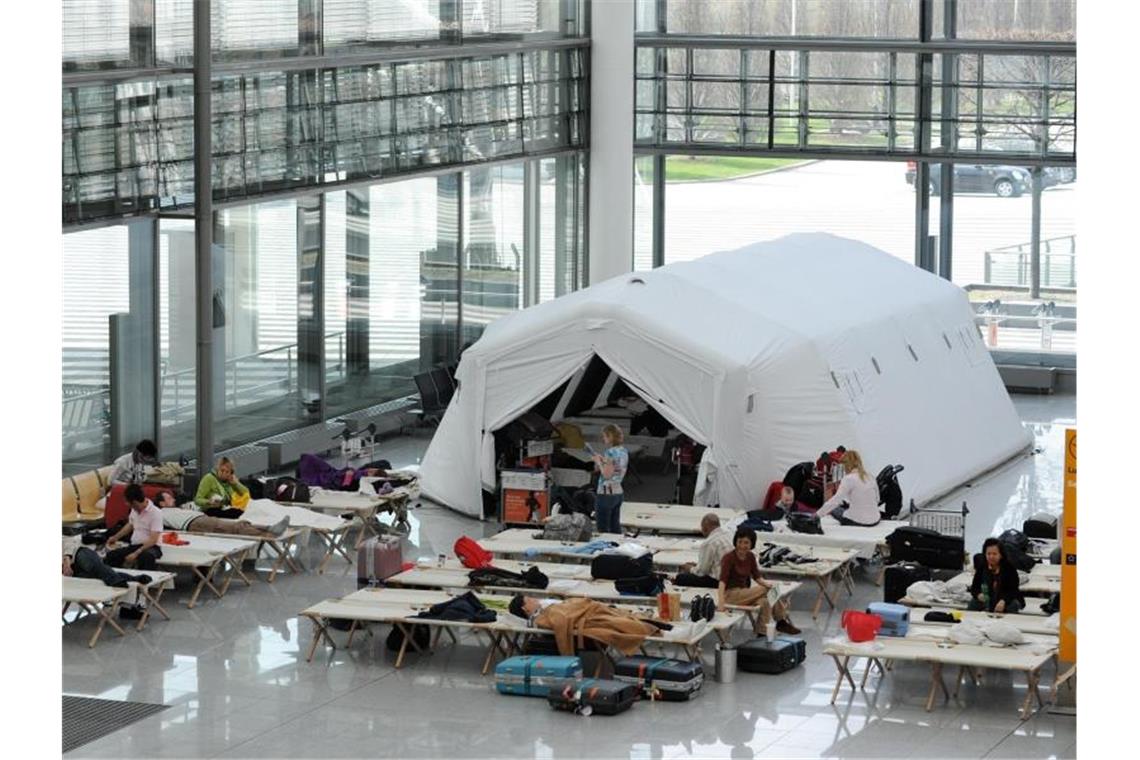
194 457 251 518
295 452 400 492
968 538 1024 614
62 534 144 587
507 595 680 656
672 513 733 589
717 526 801 635
154 490 290 538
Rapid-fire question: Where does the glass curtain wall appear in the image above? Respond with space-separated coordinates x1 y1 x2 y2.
62 226 129 469
61 3 591 467
633 0 1076 361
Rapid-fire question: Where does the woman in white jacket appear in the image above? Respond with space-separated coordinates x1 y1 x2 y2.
816 450 881 526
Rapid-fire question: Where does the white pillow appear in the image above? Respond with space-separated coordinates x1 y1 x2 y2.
948 622 986 645
980 620 1026 645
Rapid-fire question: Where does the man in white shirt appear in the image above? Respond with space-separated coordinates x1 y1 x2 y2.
672 513 734 588
109 440 159 485
154 490 288 537
104 484 164 570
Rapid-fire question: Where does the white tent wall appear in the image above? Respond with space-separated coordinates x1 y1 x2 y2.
419 233 1031 518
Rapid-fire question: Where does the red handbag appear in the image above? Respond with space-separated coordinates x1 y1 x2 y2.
841 610 882 642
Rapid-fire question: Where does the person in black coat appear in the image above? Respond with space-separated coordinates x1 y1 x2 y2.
968 537 1024 614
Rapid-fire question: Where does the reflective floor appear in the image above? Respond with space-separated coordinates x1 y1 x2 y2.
63 394 1077 759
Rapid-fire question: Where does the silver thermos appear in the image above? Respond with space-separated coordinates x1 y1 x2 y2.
715 644 737 683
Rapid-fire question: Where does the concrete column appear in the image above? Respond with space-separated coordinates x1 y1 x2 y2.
587 0 634 284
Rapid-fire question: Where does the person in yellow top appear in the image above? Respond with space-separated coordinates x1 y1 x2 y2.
194 457 250 518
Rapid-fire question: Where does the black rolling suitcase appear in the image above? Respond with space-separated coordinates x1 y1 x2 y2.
886 526 964 571
738 636 807 674
613 656 703 701
547 678 638 715
884 563 931 604
1023 513 1058 539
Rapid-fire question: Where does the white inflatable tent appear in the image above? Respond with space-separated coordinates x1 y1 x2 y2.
420 233 1031 517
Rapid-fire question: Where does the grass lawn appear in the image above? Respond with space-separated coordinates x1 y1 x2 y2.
665 155 809 181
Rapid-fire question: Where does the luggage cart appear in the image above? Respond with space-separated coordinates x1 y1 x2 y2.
910 501 970 538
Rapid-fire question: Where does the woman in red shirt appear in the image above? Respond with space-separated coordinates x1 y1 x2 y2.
717 526 800 635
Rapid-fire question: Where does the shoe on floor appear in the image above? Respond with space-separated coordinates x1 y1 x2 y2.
776 619 801 635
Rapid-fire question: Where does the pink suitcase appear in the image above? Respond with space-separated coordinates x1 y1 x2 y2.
357 536 403 582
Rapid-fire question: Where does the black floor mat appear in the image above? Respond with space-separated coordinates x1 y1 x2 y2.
62 695 169 754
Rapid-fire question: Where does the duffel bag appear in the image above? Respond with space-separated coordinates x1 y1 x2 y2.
591 552 653 580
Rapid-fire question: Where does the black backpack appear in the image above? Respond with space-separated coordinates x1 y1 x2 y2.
876 465 905 519
247 479 265 500
386 624 430 652
1001 542 1037 572
591 552 653 581
787 512 823 535
267 477 311 504
998 529 1030 553
614 574 666 596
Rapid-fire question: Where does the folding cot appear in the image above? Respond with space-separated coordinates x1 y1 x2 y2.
908 607 1061 636
235 499 359 574
946 563 1060 597
385 557 802 630
899 591 1052 616
477 528 684 563
152 535 259 608
182 524 307 582
621 502 745 535
304 478 418 545
478 528 852 619
300 586 743 672
823 633 1056 719
651 544 860 619
62 580 130 648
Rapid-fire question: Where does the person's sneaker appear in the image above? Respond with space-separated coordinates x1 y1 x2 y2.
776 619 801 636
268 517 290 537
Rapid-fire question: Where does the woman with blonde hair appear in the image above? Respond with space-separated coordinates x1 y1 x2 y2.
194 456 251 518
591 424 629 533
816 449 881 526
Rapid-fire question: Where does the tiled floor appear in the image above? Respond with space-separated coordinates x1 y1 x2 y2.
63 394 1077 759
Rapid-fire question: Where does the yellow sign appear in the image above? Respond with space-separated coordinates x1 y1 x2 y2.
1060 428 1076 663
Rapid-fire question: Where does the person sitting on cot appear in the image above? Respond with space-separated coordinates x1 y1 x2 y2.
717 526 801 635
104 484 164 571
672 513 733 588
815 449 881 527
968 538 1024 614
194 457 251 518
155 490 289 538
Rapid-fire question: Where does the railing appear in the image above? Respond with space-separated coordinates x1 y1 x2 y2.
62 384 110 453
983 235 1076 290
160 331 349 428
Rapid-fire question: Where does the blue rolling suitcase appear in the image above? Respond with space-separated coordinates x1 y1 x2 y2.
495 655 583 697
866 602 910 637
